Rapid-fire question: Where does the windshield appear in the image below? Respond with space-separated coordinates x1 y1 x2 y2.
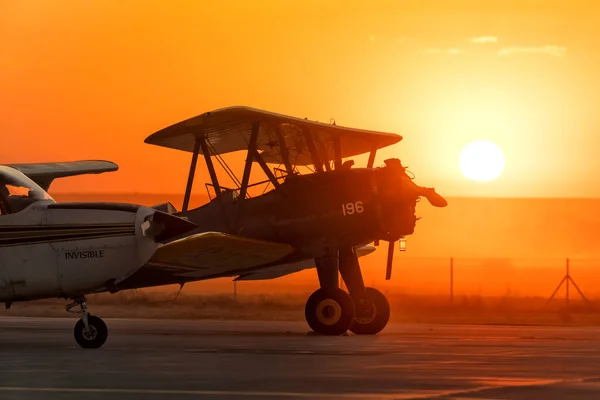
0 166 55 214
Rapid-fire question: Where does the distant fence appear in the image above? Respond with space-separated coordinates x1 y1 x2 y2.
227 257 600 305
367 257 600 302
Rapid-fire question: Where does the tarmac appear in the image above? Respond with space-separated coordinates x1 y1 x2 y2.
1 317 600 399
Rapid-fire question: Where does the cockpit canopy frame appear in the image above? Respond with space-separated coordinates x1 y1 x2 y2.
0 166 55 215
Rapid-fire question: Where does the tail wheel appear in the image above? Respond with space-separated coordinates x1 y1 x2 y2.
349 287 390 335
305 288 355 335
74 315 108 349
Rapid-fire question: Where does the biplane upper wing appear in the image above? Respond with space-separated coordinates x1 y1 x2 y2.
8 160 118 191
147 231 295 279
144 106 402 166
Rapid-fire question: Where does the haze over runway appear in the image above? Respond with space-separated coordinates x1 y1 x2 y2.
1 317 600 399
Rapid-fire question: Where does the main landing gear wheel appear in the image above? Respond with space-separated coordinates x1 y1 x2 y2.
74 315 108 349
349 287 390 335
66 296 108 349
305 288 355 335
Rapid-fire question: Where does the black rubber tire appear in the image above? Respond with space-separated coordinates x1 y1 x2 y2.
305 288 355 335
74 315 108 349
349 287 390 335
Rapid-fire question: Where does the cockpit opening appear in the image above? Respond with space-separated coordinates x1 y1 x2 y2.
0 166 55 215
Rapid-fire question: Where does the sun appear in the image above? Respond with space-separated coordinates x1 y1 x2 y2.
459 140 506 182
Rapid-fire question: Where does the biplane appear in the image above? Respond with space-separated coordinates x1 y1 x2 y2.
114 106 448 337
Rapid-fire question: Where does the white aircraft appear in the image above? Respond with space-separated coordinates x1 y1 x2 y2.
0 162 220 348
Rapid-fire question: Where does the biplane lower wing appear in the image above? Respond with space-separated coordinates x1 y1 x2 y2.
148 232 295 278
234 244 377 281
9 160 118 191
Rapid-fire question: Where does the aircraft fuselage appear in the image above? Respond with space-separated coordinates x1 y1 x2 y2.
179 164 419 261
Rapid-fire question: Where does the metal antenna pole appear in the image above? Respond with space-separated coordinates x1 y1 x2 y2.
544 257 592 310
567 258 592 307
450 257 454 304
566 258 570 312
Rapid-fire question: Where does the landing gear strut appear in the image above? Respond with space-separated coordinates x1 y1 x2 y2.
66 296 108 349
305 249 390 335
339 248 390 335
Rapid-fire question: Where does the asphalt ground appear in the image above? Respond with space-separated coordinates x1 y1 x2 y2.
1 317 599 399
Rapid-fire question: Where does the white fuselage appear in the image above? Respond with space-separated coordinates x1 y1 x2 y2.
0 201 158 302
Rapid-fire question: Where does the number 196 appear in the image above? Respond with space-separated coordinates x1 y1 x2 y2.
341 201 364 216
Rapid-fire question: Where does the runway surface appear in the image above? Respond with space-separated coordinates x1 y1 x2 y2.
1 317 600 399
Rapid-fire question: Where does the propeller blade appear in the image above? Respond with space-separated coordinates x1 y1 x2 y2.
386 240 395 280
420 187 448 208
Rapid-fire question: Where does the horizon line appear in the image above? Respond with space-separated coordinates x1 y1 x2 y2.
49 192 600 200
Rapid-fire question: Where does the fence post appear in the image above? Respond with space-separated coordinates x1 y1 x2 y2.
450 257 454 304
566 258 570 312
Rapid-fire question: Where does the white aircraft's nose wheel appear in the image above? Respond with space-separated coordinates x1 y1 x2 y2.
349 287 390 335
305 288 355 335
66 297 108 349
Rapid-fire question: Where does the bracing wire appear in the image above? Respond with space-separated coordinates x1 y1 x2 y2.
206 141 246 194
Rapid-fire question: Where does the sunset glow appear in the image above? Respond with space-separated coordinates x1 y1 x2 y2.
1 1 598 198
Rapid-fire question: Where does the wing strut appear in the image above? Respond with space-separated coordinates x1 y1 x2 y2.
275 126 294 175
198 134 232 233
333 135 342 170
198 135 222 198
182 139 200 212
234 123 260 232
367 145 378 168
302 129 323 173
251 147 280 188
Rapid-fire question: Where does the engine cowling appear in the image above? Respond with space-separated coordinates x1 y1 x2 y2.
373 158 447 279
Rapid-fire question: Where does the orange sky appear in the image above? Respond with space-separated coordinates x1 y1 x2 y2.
2 0 600 197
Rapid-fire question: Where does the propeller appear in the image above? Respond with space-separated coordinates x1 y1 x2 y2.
418 187 448 208
383 158 448 208
385 237 406 280
385 240 394 280
379 158 446 280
